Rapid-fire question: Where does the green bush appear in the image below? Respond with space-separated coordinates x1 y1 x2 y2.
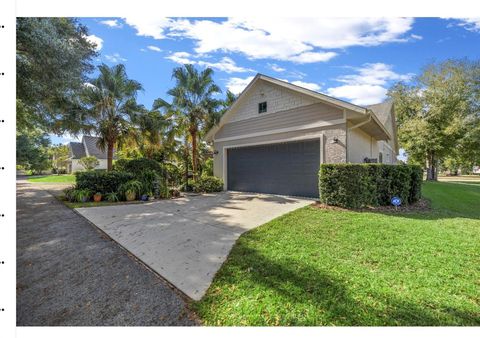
75 171 133 194
319 164 423 208
114 158 163 174
192 176 224 193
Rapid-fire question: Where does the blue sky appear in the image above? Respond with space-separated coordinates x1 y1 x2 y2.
51 17 480 145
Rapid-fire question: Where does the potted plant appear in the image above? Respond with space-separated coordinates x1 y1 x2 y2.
93 192 102 202
105 192 119 202
74 189 92 203
119 180 142 201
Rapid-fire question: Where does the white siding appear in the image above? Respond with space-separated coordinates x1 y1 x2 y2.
347 123 379 163
69 158 108 173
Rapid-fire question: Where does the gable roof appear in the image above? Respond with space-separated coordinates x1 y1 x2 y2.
367 100 399 152
69 142 86 159
206 74 370 141
68 136 111 160
83 136 109 159
205 73 392 142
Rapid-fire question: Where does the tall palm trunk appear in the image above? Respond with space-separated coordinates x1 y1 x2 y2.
107 140 114 171
190 127 198 182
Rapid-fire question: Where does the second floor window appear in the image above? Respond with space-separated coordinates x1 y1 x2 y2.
258 101 267 114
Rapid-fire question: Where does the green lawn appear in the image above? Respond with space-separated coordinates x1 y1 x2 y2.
195 181 480 326
27 175 76 184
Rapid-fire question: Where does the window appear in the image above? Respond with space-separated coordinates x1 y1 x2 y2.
258 101 267 114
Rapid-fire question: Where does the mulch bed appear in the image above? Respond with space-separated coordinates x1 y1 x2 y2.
312 198 431 213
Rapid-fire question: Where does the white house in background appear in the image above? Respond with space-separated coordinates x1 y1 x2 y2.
67 136 110 173
205 74 399 198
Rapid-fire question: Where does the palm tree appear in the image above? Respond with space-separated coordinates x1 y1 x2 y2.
159 64 221 180
82 63 143 170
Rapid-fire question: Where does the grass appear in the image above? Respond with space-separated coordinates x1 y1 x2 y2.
28 174 76 184
194 180 480 326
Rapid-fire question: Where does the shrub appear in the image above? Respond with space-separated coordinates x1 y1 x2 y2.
76 171 133 195
192 176 224 193
105 192 120 202
71 188 92 202
118 180 143 196
114 158 163 174
319 164 423 208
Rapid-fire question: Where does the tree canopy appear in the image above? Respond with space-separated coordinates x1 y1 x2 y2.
16 18 97 133
388 59 480 180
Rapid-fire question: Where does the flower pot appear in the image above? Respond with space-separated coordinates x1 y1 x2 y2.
141 194 149 201
93 194 102 202
148 196 155 201
81 196 89 203
125 191 136 201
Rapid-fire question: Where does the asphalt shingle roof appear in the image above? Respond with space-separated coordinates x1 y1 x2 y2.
82 136 109 159
69 142 86 159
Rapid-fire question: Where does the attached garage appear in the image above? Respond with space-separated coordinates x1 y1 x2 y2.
227 140 320 198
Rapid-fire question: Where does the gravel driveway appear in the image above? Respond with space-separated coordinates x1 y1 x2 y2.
16 180 198 326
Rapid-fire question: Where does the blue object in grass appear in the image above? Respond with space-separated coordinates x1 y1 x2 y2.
391 196 402 207
141 194 149 201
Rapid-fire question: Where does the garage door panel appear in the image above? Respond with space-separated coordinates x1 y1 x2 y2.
227 140 320 198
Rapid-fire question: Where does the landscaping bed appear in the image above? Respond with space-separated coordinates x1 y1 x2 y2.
194 181 480 326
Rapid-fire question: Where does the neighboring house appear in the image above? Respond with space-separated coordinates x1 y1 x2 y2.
205 74 399 198
67 136 111 173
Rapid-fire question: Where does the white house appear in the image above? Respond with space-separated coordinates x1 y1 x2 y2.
67 136 110 173
205 74 399 198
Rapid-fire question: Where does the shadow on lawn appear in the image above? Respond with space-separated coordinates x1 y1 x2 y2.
208 245 480 326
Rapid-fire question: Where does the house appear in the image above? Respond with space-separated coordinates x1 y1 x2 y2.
67 136 110 173
205 74 399 198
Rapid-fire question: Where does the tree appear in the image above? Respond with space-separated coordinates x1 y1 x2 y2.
79 156 100 171
49 144 70 173
157 65 221 181
388 59 480 180
81 64 143 171
16 130 51 174
16 18 97 133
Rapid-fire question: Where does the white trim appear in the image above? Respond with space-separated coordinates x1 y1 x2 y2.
222 147 228 190
348 115 371 130
214 118 345 143
205 73 368 141
222 133 325 191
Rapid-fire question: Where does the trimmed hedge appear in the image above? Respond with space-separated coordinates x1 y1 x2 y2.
76 171 134 194
319 164 423 208
114 158 163 174
192 176 224 193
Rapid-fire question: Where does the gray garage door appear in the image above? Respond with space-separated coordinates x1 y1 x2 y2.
227 139 320 198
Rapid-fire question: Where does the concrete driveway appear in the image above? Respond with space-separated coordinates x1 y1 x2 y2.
76 192 311 300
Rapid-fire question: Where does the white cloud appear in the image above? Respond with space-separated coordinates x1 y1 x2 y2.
105 53 127 63
124 17 414 63
410 34 423 40
326 63 414 105
197 57 253 73
147 45 162 52
453 18 480 32
268 63 286 72
85 34 103 51
226 76 255 94
100 19 122 28
287 51 337 63
290 80 321 92
327 85 388 106
165 51 194 64
166 52 252 73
